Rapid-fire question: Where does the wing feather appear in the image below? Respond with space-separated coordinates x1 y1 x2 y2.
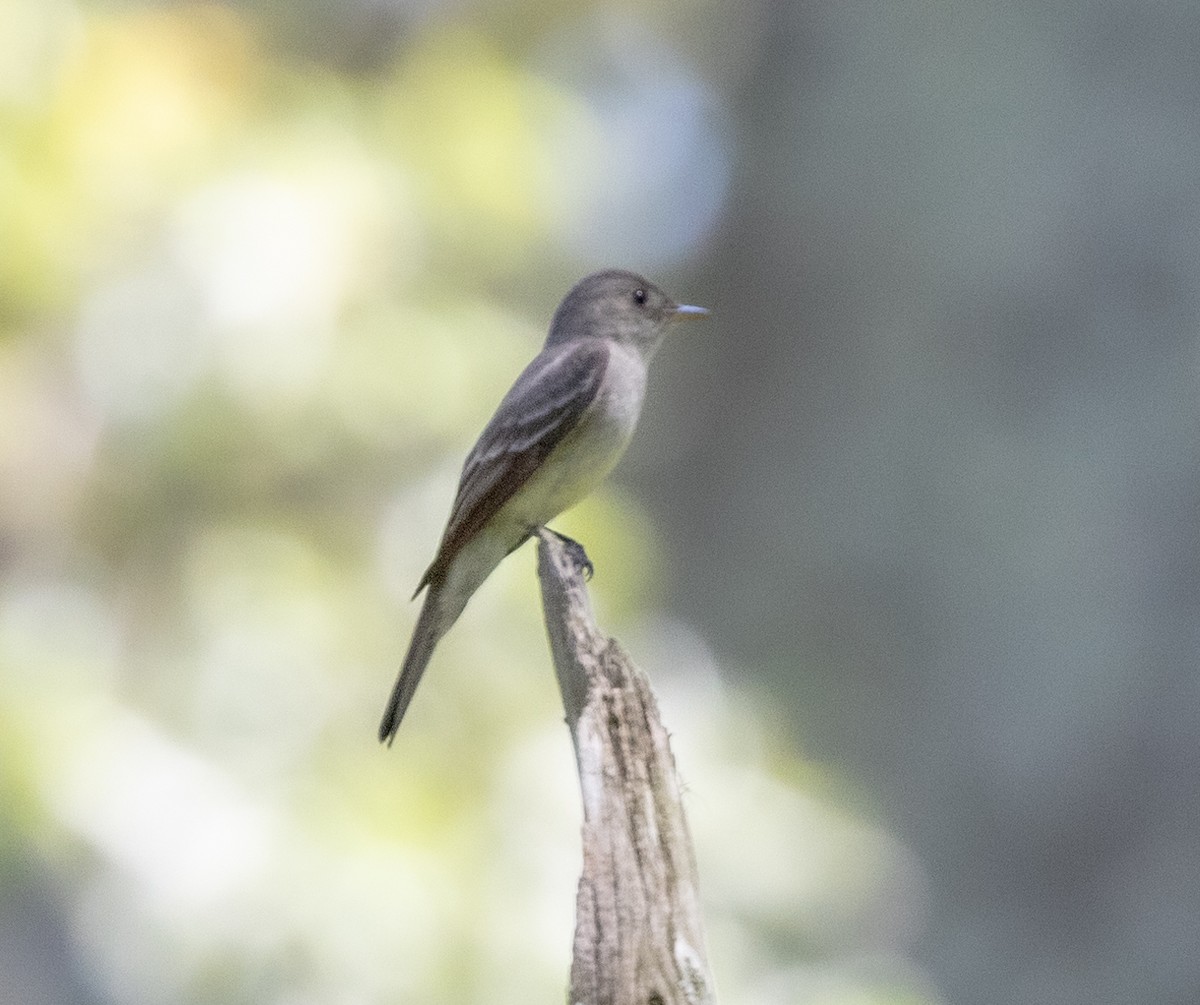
415 339 609 592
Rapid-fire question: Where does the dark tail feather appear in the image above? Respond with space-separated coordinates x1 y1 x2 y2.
379 589 442 746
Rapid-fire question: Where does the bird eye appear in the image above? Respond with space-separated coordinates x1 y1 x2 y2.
632 288 647 305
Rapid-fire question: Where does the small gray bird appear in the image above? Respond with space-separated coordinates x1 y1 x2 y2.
379 269 706 744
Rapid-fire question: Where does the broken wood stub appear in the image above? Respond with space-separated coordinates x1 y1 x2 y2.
536 529 716 1005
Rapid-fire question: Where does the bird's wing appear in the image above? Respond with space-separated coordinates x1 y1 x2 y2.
415 339 609 593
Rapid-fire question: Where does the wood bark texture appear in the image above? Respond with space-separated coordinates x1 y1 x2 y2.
536 529 716 1005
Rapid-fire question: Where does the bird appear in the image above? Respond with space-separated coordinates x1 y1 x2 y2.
379 269 707 745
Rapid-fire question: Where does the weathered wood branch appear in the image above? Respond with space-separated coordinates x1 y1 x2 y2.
536 529 716 1005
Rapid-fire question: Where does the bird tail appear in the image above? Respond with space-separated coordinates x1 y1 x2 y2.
379 588 443 746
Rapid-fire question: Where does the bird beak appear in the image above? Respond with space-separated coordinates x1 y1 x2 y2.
670 303 708 320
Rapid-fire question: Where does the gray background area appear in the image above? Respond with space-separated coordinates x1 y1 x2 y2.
639 5 1200 1003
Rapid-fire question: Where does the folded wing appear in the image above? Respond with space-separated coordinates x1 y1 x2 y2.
415 339 609 593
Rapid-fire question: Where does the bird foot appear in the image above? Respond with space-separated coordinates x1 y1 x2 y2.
546 528 594 580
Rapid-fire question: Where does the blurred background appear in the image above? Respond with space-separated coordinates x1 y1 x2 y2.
2 1 1197 1003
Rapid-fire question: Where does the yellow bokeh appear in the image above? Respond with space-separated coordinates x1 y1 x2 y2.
379 27 576 259
0 4 257 310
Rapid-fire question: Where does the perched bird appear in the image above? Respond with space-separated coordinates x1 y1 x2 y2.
379 269 706 744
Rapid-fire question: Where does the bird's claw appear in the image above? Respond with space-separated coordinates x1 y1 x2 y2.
548 529 594 580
